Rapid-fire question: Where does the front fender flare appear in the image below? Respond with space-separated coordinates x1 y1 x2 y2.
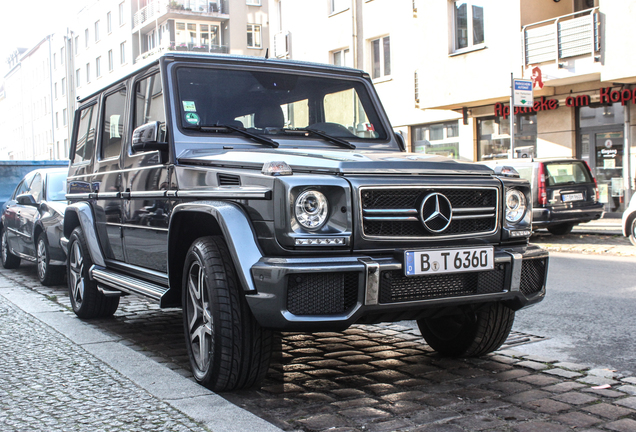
170 201 264 293
63 202 106 267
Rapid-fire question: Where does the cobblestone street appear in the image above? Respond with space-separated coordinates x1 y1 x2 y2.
2 230 636 432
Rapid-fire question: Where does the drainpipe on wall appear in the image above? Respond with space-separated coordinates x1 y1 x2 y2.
625 99 632 204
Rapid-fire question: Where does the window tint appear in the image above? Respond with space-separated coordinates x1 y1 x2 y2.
74 104 97 164
545 162 592 186
28 173 43 202
46 172 67 201
134 74 165 130
101 88 127 159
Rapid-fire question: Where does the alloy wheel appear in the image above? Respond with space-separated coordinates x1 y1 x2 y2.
1 231 8 262
37 239 47 281
185 259 213 376
68 240 85 308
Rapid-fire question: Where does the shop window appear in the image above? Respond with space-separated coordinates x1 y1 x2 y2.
412 121 460 159
477 114 536 161
451 1 485 53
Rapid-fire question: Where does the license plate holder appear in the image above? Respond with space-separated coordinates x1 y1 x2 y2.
404 247 494 276
562 192 584 202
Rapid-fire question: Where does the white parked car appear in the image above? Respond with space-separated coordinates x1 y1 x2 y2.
622 194 636 246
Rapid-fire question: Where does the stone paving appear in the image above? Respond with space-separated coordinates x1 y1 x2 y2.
0 291 211 432
1 232 636 431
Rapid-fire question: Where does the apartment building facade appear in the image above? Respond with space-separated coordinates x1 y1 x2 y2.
0 0 271 160
415 0 635 213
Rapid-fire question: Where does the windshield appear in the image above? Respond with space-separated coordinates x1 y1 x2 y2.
545 162 592 186
174 66 388 144
46 171 68 201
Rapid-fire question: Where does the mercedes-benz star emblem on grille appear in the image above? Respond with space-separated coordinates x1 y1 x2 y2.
420 193 453 233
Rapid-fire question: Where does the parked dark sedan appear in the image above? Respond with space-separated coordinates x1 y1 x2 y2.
1 168 68 285
486 158 604 235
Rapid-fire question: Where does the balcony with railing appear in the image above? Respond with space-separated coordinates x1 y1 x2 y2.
522 7 601 85
133 0 229 32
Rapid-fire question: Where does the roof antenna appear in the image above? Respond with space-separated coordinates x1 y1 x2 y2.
265 48 269 59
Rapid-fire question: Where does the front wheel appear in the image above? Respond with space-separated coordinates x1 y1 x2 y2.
37 233 65 286
629 219 636 247
182 236 274 392
418 302 515 357
1 227 21 269
67 227 119 318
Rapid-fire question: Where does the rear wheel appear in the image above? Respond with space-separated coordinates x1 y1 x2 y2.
1 227 21 269
37 233 65 286
67 227 119 318
182 236 274 392
547 223 574 236
418 302 515 357
629 219 636 247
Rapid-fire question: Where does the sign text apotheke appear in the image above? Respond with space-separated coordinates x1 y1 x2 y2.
495 96 558 119
496 87 636 119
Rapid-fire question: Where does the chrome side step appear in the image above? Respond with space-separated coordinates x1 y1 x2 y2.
90 266 168 301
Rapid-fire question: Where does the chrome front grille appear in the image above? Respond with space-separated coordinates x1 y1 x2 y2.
360 187 499 239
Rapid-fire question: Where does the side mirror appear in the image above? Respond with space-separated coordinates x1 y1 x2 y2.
493 165 520 178
132 121 169 153
394 131 406 152
16 193 38 206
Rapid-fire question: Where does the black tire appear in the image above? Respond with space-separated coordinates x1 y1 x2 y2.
418 302 515 357
37 233 66 286
629 219 636 247
1 227 21 269
182 236 274 392
547 223 574 235
67 227 119 318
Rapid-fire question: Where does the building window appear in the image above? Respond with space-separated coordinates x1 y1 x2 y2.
74 36 79 55
332 48 351 67
247 24 262 48
96 57 101 77
452 1 485 52
412 121 460 159
371 36 390 79
86 63 91 83
76 68 81 88
330 0 349 14
55 112 59 129
95 20 100 41
108 50 114 71
60 47 64 64
85 28 89 48
120 42 126 64
119 2 125 26
63 108 67 126
61 78 66 95
107 12 112 33
246 0 261 4
477 114 536 161
53 53 56 69
54 83 58 99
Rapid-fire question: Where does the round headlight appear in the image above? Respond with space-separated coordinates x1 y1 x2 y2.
505 189 527 223
295 190 329 230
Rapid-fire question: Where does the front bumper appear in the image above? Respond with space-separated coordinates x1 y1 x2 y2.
532 202 604 227
246 244 548 331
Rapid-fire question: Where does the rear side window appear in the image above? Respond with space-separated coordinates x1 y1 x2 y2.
101 88 127 159
134 73 164 130
73 104 98 164
545 162 592 186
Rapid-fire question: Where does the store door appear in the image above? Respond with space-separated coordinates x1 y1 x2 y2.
579 130 624 213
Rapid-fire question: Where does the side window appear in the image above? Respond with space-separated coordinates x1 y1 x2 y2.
12 174 34 199
73 104 97 164
101 87 127 159
134 73 165 131
28 173 43 202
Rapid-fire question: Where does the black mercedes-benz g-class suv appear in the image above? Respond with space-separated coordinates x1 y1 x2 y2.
63 53 548 392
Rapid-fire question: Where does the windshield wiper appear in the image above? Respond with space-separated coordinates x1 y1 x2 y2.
283 128 356 149
184 124 279 148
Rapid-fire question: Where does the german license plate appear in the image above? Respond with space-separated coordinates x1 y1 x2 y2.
404 247 494 276
562 193 584 202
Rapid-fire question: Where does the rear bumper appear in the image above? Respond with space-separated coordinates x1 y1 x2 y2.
246 244 548 331
532 202 604 227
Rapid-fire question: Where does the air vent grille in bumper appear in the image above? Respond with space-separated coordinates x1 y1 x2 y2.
520 258 547 296
218 173 241 186
361 188 498 238
379 266 508 304
287 272 359 315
